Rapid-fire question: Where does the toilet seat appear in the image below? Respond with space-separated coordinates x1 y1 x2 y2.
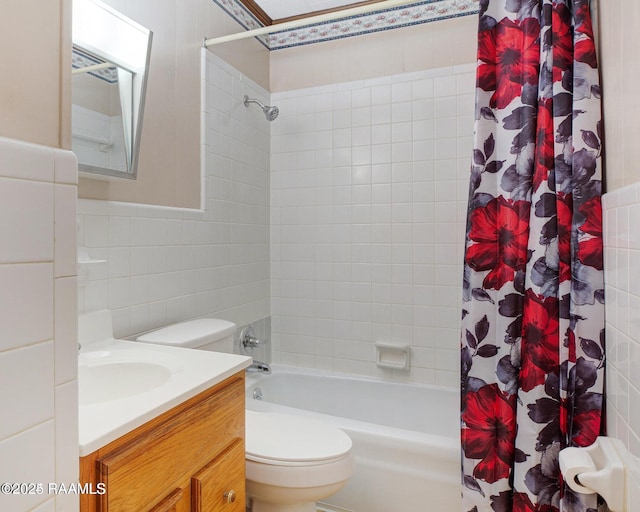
245 410 352 466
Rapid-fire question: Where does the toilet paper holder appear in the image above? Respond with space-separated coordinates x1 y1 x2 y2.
559 436 625 512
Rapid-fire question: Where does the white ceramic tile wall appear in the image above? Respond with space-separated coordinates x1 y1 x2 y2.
0 137 78 512
71 105 126 172
77 50 270 339
603 181 640 509
270 65 475 386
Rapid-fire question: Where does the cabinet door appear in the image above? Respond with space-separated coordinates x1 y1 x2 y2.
95 378 244 511
191 440 245 512
148 488 183 512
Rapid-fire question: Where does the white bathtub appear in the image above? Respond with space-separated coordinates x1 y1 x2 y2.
245 366 461 512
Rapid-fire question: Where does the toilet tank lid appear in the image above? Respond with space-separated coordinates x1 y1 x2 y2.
136 319 236 348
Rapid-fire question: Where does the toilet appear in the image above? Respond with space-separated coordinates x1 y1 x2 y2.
137 319 354 512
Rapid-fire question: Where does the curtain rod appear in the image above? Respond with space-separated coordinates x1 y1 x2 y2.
204 0 424 47
72 62 115 75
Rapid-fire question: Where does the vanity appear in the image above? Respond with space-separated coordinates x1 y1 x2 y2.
79 375 245 512
78 311 251 511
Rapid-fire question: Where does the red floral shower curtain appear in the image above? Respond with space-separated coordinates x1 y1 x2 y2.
460 0 605 511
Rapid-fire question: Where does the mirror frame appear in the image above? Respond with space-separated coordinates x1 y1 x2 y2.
72 0 153 179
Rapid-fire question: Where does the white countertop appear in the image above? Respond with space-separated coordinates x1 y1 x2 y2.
78 338 251 456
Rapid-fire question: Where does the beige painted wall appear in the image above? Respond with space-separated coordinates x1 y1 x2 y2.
270 15 478 92
0 0 70 148
77 0 270 209
19 0 634 203
597 0 640 191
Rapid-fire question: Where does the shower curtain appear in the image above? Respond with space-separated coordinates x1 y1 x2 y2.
460 0 605 511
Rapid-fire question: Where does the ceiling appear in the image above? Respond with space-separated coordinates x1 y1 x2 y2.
239 0 381 25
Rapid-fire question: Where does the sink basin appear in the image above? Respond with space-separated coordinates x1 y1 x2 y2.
79 361 172 405
77 310 253 456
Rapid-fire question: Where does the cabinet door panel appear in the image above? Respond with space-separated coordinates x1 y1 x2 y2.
192 440 245 512
148 488 183 512
96 378 244 511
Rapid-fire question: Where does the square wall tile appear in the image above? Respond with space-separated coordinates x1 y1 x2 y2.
0 178 53 264
83 216 109 248
54 184 77 278
0 137 54 183
0 263 53 351
55 381 79 512
0 422 55 512
55 277 78 385
0 341 54 440
54 150 78 185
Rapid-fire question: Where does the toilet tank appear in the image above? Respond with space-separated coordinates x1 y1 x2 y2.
136 318 236 353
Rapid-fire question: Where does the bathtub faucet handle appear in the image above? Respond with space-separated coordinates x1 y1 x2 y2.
240 326 267 350
243 335 262 349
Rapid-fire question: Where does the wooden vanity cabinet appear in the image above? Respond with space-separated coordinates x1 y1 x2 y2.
80 373 246 512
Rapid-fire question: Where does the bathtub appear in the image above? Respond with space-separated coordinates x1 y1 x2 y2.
245 365 461 512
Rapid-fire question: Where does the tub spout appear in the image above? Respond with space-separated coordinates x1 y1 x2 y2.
246 360 271 374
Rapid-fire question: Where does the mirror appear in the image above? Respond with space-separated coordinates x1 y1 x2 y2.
72 0 152 179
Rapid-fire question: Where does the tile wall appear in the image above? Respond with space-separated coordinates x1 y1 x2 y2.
77 51 270 340
72 105 126 173
0 137 78 512
602 182 640 508
270 64 475 386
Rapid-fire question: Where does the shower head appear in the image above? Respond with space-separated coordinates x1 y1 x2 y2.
243 95 279 121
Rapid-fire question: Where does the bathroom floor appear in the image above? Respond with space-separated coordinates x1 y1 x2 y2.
246 503 351 512
316 504 353 512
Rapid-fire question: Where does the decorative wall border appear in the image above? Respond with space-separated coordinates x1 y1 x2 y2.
212 0 270 48
72 46 118 84
211 0 479 51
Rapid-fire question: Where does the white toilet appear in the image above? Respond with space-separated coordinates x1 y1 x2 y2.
137 319 354 512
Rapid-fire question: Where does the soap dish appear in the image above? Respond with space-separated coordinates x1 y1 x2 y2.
375 342 411 370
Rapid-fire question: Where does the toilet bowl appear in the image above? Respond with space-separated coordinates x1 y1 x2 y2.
245 410 354 512
137 319 354 511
